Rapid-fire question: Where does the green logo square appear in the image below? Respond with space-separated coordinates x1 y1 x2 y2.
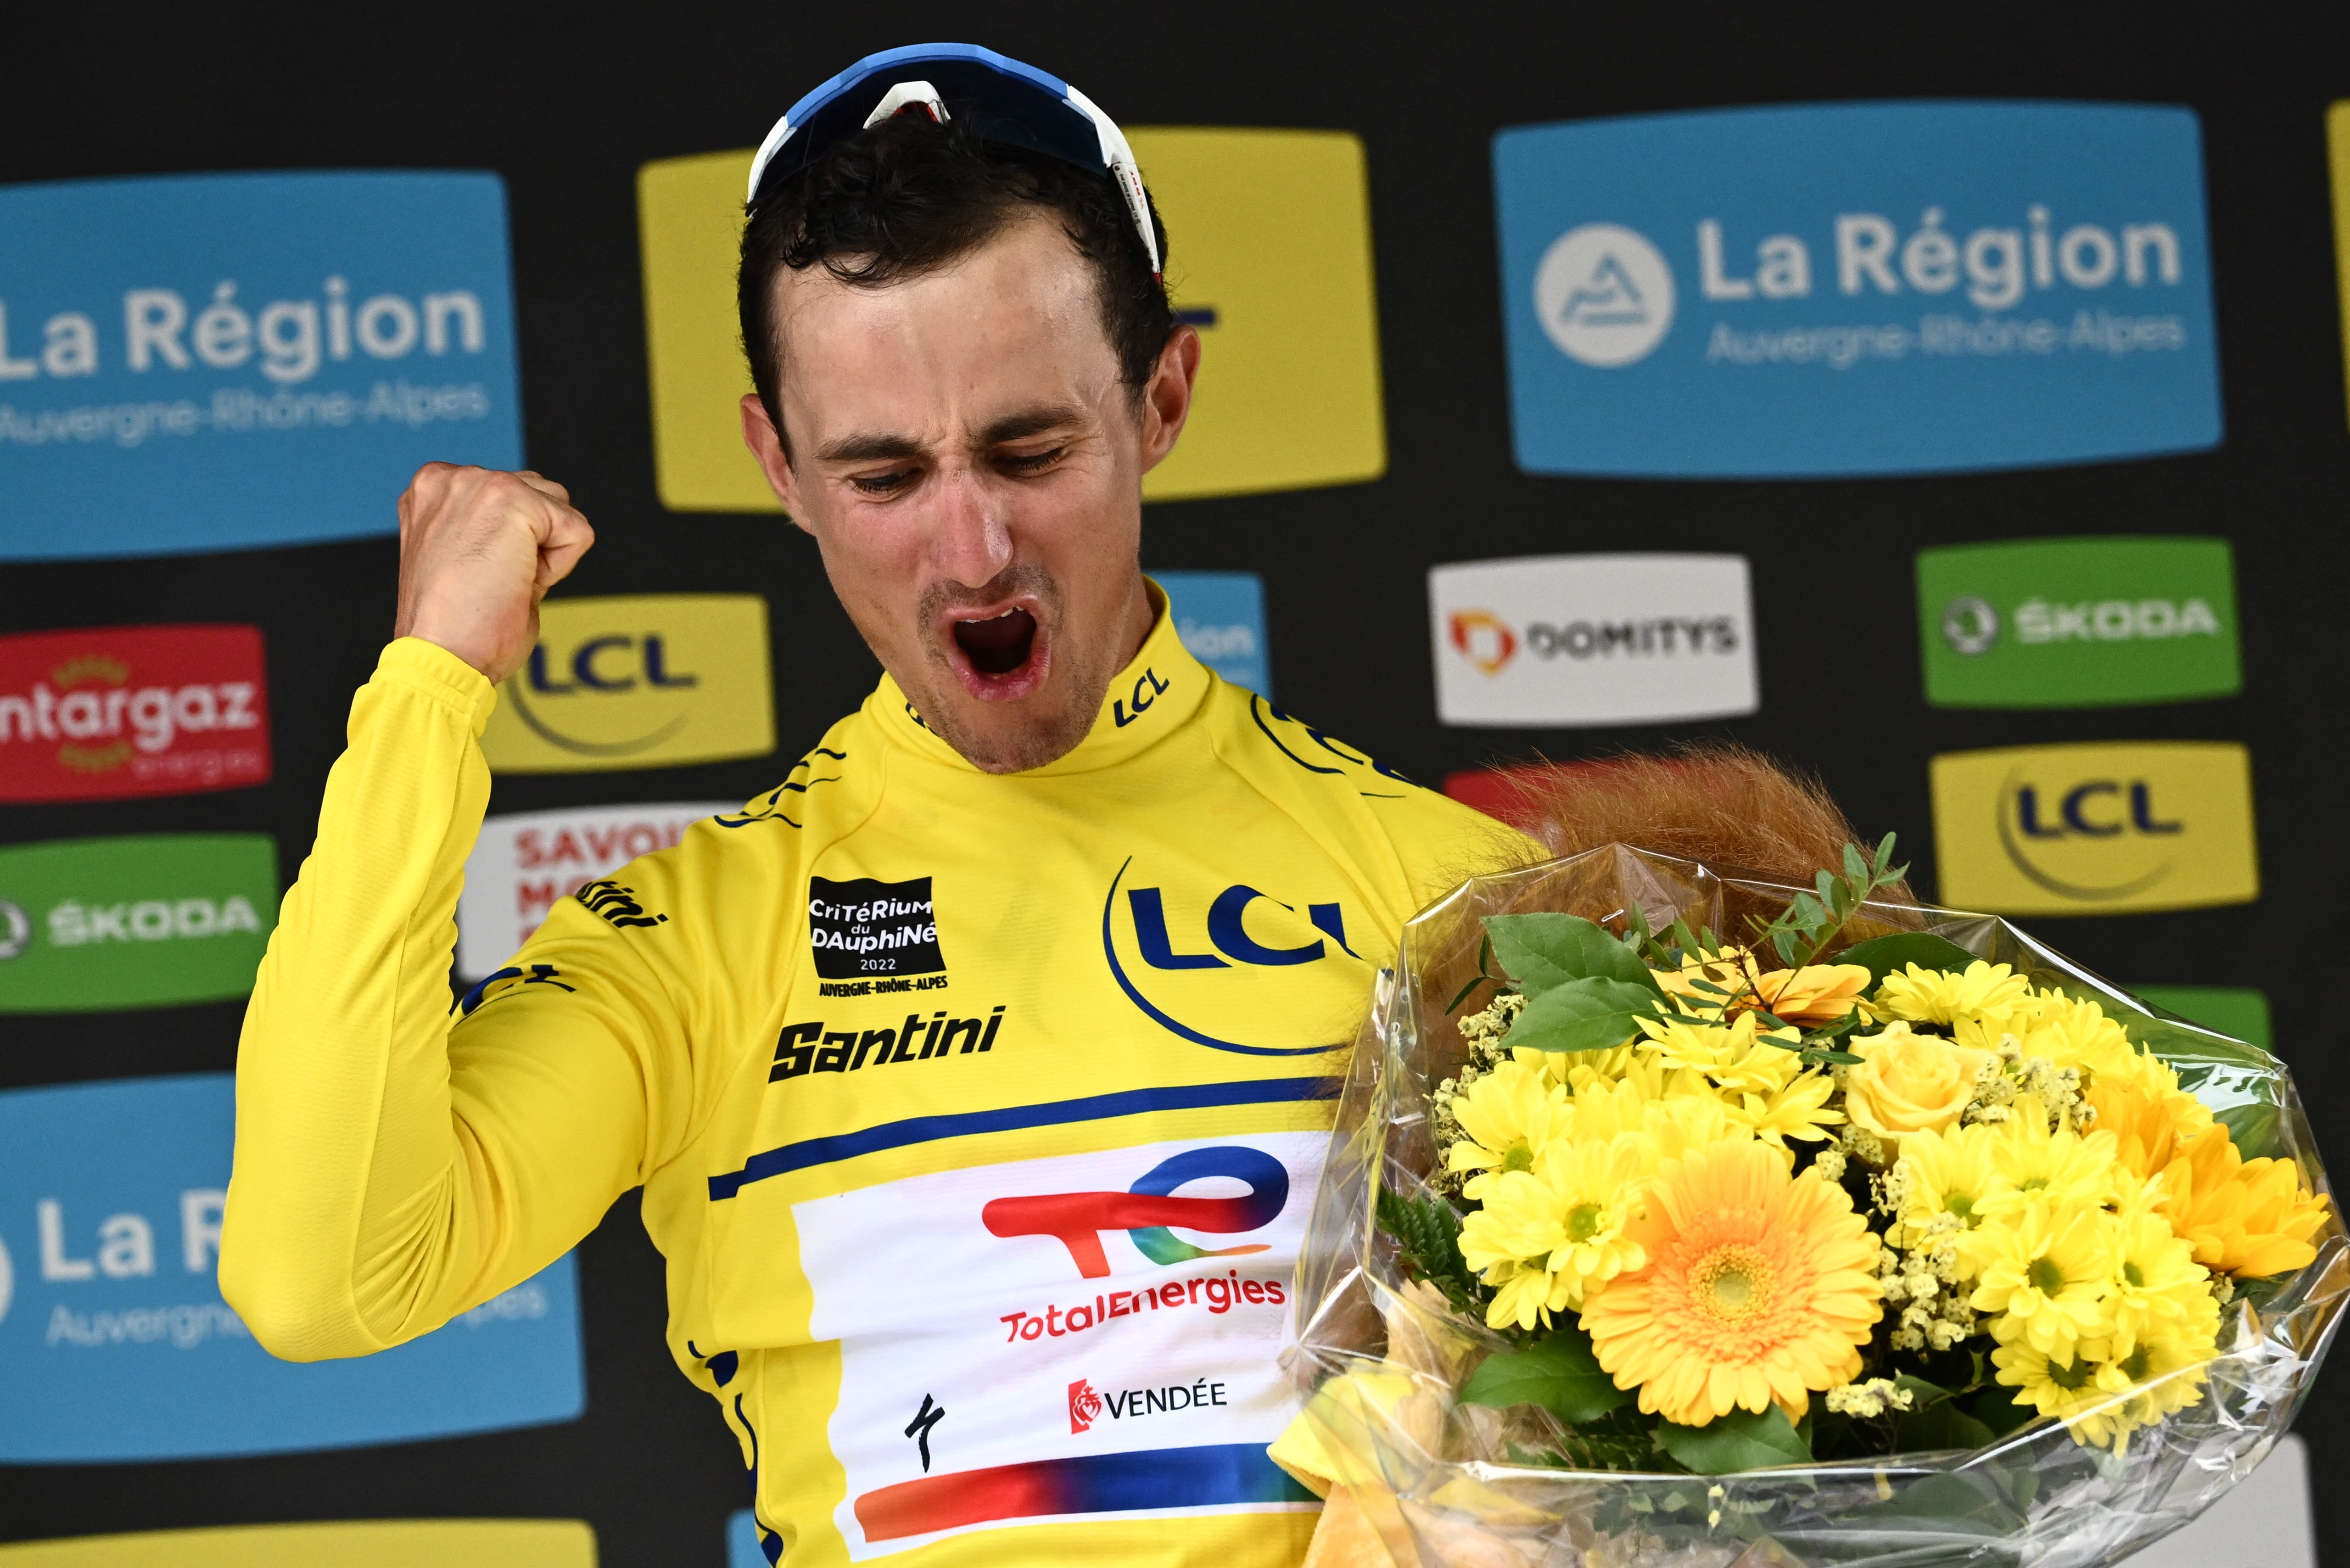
1916 536 2239 708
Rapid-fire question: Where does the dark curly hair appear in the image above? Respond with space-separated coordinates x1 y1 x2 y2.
737 110 1174 453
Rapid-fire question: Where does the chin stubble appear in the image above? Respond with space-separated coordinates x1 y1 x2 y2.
911 565 1113 774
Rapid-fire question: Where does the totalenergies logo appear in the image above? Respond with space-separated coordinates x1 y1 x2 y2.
1447 610 1519 676
982 1145 1289 1280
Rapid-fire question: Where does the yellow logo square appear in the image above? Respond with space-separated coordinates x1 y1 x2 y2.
635 130 1384 510
0 1520 594 1568
1929 740 2258 915
479 593 774 773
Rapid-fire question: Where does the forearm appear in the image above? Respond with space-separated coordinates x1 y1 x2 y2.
220 638 501 1359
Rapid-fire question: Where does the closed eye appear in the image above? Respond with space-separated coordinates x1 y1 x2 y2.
848 467 920 496
996 446 1066 476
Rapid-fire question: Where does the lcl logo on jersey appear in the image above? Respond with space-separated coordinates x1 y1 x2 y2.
478 594 774 774
1101 856 1360 1057
1930 741 2258 915
0 625 269 803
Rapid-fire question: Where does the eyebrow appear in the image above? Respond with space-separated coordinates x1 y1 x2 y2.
815 431 925 464
979 404 1085 446
813 404 1089 466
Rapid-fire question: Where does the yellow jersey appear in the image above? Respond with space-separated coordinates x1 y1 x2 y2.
221 590 1516 1567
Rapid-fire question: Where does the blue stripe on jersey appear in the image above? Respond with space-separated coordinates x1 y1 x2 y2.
707 1076 1338 1199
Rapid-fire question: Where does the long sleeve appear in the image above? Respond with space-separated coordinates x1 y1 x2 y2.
220 638 683 1361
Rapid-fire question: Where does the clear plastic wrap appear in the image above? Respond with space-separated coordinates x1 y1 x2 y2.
1285 846 2344 1568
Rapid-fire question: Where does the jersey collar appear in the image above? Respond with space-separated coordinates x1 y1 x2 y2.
869 579 1211 776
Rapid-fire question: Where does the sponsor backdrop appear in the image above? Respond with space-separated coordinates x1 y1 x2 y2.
0 4 2344 1565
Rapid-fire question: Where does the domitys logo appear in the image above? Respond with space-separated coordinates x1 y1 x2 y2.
0 625 268 802
1448 611 1518 675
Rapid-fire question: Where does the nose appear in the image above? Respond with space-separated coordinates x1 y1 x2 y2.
928 465 1013 590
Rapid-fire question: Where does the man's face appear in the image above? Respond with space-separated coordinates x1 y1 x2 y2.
742 213 1197 774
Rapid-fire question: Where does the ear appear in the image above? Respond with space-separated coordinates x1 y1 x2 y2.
739 393 807 526
1136 324 1202 475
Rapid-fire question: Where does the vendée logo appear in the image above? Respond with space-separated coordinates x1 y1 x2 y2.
1494 102 2221 476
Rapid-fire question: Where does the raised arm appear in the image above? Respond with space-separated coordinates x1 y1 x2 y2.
220 467 674 1360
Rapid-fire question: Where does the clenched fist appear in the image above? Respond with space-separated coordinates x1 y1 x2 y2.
393 464 595 685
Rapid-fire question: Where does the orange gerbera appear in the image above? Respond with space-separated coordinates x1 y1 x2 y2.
1581 1139 1883 1427
2156 1123 2332 1279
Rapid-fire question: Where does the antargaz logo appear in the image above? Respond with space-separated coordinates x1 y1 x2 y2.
1930 741 2257 915
1494 102 2220 477
0 625 269 802
1915 537 2238 708
637 131 1382 510
0 834 276 1013
984 1145 1289 1280
478 594 773 774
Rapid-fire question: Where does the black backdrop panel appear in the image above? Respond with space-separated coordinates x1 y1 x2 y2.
2 2 2344 1562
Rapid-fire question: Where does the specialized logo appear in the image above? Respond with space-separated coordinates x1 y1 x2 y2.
1155 570 1271 696
478 594 774 773
0 625 269 802
1494 102 2219 477
454 800 731 979
1916 536 2238 707
0 172 520 560
770 1006 1005 1081
809 874 944 981
0 834 275 1014
0 1074 582 1461
0 1520 598 1568
1930 741 2258 915
637 129 1381 511
984 1146 1289 1280
1428 554 1757 727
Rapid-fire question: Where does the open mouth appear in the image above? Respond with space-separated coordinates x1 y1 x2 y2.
952 607 1039 678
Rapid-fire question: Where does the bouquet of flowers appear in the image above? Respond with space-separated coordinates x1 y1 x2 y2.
1275 819 2339 1568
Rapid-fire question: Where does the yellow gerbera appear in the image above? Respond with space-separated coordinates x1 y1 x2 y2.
1872 960 2031 1028
1965 1203 2120 1356
2087 1074 2210 1182
1581 1139 1881 1427
1460 1135 1652 1329
2155 1124 2331 1279
1444 1060 1567 1199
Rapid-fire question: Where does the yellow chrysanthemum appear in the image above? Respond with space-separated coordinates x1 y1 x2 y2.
1991 1338 2130 1434
1445 1059 1567 1199
2155 1123 2331 1279
1965 1203 2120 1355
1888 1120 2001 1247
2107 1210 2210 1355
1873 960 2031 1028
1961 990 2137 1080
2113 1301 2221 1433
1582 1140 1881 1427
1638 1008 1805 1098
1461 1135 1653 1329
1733 1068 1844 1151
1976 1096 2121 1219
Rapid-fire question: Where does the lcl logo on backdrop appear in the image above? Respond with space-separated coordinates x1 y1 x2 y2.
479 594 774 773
0 834 276 1014
1154 571 1271 697
0 173 521 561
2 1521 598 1568
456 801 734 979
0 625 269 802
636 131 1383 510
1930 741 2257 916
0 1074 582 1461
1493 103 2220 477
1428 554 1757 727
1916 537 2239 708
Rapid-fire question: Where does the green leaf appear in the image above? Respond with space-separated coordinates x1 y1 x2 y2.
1374 1187 1472 1301
1842 842 1870 885
1460 1326 1632 1424
1964 1384 2037 1437
1834 932 1981 986
2218 1101 2282 1161
1856 1470 2023 1536
1500 975 1664 1053
1444 975 1488 1015
1652 1403 1813 1475
1892 1372 1955 1408
1895 1399 1996 1453
1484 913 1655 995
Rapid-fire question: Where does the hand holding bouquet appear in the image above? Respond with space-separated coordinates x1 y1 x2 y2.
1276 756 2339 1568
